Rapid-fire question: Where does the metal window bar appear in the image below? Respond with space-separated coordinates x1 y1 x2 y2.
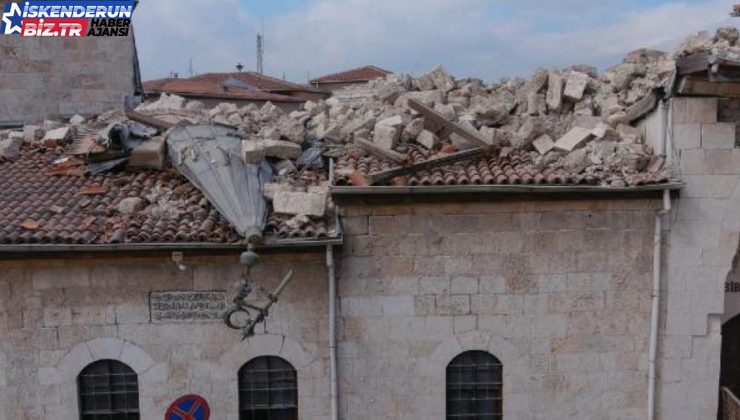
446 351 503 420
239 356 298 420
78 360 140 420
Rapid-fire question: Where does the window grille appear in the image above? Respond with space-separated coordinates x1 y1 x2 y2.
446 350 503 419
77 360 139 420
239 356 298 420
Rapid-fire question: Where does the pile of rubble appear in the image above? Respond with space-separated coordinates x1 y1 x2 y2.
1 27 737 239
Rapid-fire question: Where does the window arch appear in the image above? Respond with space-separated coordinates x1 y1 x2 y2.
77 359 140 420
238 356 298 420
446 350 503 419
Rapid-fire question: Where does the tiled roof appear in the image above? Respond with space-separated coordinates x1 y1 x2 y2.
190 72 314 93
335 146 670 187
143 79 304 103
310 65 392 84
0 146 330 245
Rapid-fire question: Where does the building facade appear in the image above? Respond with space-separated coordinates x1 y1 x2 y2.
0 95 739 420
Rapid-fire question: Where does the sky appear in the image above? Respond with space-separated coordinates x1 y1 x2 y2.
134 0 739 84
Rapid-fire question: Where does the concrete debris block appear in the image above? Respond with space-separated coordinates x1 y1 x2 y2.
616 124 642 143
397 90 446 108
43 120 63 131
260 139 302 160
414 73 437 91
341 115 376 138
546 71 563 112
118 197 146 215
434 104 456 121
69 114 86 125
185 100 205 112
607 111 629 127
277 119 305 143
0 136 22 160
715 26 739 44
574 97 593 116
416 130 439 149
532 134 555 155
42 126 75 144
263 183 299 201
428 65 456 92
554 127 593 152
478 126 497 145
591 123 610 139
242 141 267 164
373 123 400 150
23 125 43 143
512 117 544 149
285 214 310 230
260 102 285 120
563 71 589 101
562 148 590 174
138 93 186 112
378 115 405 128
129 136 166 170
7 131 22 141
528 68 549 93
606 63 638 92
401 118 425 142
273 191 326 217
274 159 296 176
570 116 604 130
678 30 713 55
598 95 623 115
227 113 243 126
471 91 517 125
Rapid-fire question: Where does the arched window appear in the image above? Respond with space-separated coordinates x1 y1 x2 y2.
77 359 139 420
446 350 503 419
239 356 298 420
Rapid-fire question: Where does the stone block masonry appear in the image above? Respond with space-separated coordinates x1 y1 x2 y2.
340 198 658 419
0 35 137 123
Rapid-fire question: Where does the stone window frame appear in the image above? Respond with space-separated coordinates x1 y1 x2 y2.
417 331 531 419
40 338 157 418
237 355 299 420
77 359 140 419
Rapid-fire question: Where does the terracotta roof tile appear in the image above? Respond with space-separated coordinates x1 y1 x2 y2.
310 65 392 84
0 147 330 245
144 79 304 103
189 72 314 92
335 145 670 187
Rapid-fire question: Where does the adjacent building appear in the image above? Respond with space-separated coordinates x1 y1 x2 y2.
310 65 392 93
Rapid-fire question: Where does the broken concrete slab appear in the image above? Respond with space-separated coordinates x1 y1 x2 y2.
42 126 76 144
562 148 590 174
118 197 146 215
129 136 166 170
242 141 267 164
23 125 43 143
546 71 563 112
373 123 400 150
0 137 23 160
340 115 376 139
401 118 424 142
617 124 642 143
273 191 326 217
532 134 555 155
377 115 405 128
434 104 456 121
69 114 86 125
416 130 440 149
554 127 593 152
563 71 589 101
263 183 300 201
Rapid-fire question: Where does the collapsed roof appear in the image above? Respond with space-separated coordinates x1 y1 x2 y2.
1 27 738 247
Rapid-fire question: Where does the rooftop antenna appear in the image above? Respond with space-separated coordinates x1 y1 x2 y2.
188 58 193 77
257 18 264 74
236 63 244 73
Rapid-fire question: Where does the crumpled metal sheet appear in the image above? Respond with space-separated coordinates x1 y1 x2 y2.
167 124 272 242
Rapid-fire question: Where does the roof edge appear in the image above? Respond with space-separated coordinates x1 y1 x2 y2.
331 182 684 196
0 237 343 254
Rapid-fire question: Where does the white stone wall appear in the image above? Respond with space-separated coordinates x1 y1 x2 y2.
0 34 136 123
340 199 659 419
0 253 330 419
658 96 739 419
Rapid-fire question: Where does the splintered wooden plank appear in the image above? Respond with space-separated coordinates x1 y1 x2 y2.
125 108 174 130
677 77 740 97
407 99 490 147
354 138 407 164
676 52 710 75
366 147 489 185
626 91 658 122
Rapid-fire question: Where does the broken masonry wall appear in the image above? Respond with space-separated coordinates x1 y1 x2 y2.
141 94 304 113
0 252 330 419
0 35 136 123
339 198 659 419
657 96 740 419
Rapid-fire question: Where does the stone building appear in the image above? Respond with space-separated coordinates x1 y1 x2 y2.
2 59 740 420
0 34 140 124
310 65 392 93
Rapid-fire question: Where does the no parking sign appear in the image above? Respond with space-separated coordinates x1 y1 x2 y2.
165 395 210 420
